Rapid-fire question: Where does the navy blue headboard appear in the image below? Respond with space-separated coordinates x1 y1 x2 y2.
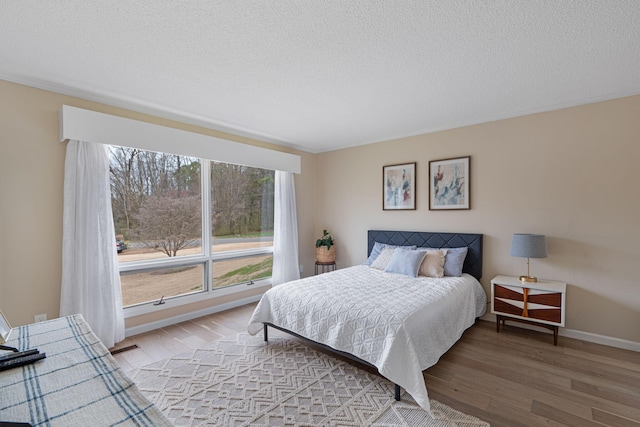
367 230 483 280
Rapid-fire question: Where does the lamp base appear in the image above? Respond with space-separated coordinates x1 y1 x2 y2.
519 275 538 283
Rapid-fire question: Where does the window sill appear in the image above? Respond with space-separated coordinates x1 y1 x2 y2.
123 278 272 319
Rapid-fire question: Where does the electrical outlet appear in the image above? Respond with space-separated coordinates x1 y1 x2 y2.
34 313 47 323
299 264 304 273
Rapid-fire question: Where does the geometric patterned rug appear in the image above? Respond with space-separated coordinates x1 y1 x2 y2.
128 333 490 426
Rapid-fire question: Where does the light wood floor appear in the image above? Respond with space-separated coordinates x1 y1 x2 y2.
110 303 640 427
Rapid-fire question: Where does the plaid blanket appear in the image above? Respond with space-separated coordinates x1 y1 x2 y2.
0 314 172 426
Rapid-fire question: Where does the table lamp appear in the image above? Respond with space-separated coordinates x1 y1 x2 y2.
510 233 547 282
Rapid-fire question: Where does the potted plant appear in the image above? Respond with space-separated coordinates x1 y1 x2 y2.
315 229 336 263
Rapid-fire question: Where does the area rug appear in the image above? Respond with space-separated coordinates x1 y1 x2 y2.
129 333 489 426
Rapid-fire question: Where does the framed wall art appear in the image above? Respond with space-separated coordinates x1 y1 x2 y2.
429 156 470 210
383 162 416 210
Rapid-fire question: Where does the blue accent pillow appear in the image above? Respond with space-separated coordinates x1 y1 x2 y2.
427 247 468 277
364 242 417 265
384 248 427 277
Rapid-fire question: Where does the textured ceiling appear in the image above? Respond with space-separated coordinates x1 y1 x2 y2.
1 1 639 153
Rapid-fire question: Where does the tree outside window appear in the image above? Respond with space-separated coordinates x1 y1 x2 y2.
109 146 274 307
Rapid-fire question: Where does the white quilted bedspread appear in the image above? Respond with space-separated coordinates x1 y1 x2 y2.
247 265 487 413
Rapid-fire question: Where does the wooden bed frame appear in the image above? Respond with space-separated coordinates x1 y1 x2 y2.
263 230 483 402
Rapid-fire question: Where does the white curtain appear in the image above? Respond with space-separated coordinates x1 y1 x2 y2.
272 171 300 286
60 140 124 348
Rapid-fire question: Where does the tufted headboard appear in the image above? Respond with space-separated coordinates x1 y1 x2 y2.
367 230 483 280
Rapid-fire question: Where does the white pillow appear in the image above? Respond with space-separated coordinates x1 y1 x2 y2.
370 247 396 270
417 249 447 278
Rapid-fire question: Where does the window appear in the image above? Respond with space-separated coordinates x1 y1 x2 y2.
110 146 275 308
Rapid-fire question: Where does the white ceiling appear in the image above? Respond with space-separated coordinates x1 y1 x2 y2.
1 1 639 153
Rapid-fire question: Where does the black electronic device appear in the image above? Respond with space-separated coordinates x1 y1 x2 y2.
0 349 40 362
0 422 34 426
0 351 46 371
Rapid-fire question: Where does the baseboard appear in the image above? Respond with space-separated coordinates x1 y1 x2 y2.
480 314 639 352
126 304 639 353
124 294 263 337
560 328 640 352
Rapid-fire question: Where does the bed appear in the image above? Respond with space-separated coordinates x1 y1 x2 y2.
247 230 486 413
0 314 171 426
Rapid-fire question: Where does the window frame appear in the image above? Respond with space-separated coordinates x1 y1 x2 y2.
117 155 275 318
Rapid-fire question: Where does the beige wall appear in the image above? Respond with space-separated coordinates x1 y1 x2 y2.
315 95 640 344
1 78 638 345
0 80 316 329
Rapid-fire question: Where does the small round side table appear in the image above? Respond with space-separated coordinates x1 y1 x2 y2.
315 261 336 275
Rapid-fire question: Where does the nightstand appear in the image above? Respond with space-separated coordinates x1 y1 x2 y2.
491 275 566 345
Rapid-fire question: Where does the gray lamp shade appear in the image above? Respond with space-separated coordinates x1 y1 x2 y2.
510 234 547 258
